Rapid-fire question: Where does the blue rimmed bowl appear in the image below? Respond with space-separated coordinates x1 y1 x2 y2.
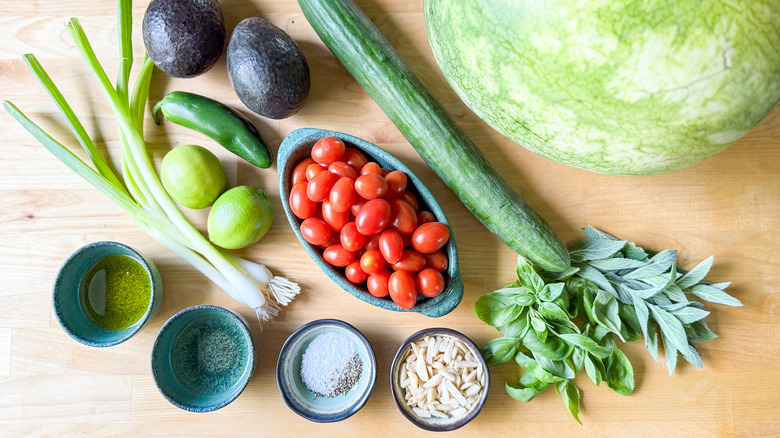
53 241 163 347
151 305 256 412
276 319 377 422
278 128 463 317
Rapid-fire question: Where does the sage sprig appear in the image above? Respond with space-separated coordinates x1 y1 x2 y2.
477 226 741 423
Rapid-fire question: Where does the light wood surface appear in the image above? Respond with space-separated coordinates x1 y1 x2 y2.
1 1 779 436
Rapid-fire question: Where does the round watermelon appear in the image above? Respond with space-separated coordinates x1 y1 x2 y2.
424 0 780 175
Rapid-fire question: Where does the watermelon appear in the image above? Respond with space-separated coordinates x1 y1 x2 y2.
425 0 780 175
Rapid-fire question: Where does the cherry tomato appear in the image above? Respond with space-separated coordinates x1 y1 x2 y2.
290 181 317 219
391 250 426 273
367 268 391 297
354 173 388 200
355 199 391 235
328 161 359 180
305 163 328 181
364 233 381 250
384 171 407 198
342 148 368 172
424 250 448 272
311 137 346 165
388 270 417 309
318 232 341 250
416 268 445 298
329 177 356 213
345 261 369 284
360 162 382 175
417 210 436 225
389 199 418 235
412 222 450 254
379 229 404 264
300 218 331 245
292 157 315 183
360 249 386 274
351 196 368 216
322 243 354 267
307 170 339 202
402 232 413 248
340 222 366 252
322 199 350 232
401 191 419 212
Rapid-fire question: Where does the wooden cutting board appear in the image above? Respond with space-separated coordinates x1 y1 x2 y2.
1 1 778 436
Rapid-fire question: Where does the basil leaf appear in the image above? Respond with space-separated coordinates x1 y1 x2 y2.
618 303 643 342
568 239 626 262
534 353 576 380
516 255 545 293
499 309 530 338
672 306 710 324
539 282 565 302
557 380 582 425
505 377 550 402
522 328 574 361
690 284 742 307
474 293 514 324
493 286 530 295
572 347 585 371
557 333 612 359
583 355 602 386
480 337 520 367
606 348 634 395
539 301 569 322
492 304 524 327
514 293 536 306
676 255 714 289
515 351 564 384
576 264 618 296
591 289 624 340
530 310 548 332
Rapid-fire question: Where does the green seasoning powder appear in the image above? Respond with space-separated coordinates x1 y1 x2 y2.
80 254 151 331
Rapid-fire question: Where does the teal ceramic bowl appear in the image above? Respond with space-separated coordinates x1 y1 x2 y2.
151 305 256 412
278 128 464 317
53 241 163 347
276 319 376 422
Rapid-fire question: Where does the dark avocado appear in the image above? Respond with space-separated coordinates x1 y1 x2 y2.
226 17 310 119
142 0 226 78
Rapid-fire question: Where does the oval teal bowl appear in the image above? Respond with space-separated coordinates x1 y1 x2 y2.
53 241 163 347
276 319 376 422
278 128 463 317
151 305 256 412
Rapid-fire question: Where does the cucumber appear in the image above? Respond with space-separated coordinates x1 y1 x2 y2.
298 0 570 271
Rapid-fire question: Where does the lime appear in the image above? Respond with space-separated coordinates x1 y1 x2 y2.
160 144 227 209
207 186 274 249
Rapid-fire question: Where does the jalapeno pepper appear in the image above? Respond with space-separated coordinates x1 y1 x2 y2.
152 91 272 168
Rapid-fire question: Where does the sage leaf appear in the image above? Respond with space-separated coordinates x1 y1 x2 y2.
591 289 624 340
685 319 718 342
568 239 626 262
622 243 649 261
576 264 618 296
662 284 688 303
672 306 710 324
624 250 677 280
606 348 634 395
676 255 714 289
541 266 581 282
480 337 520 367
662 334 678 375
589 257 647 272
649 304 689 354
684 343 703 368
690 284 742 307
582 226 618 240
645 325 659 361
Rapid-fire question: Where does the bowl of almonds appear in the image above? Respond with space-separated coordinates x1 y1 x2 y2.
390 328 489 431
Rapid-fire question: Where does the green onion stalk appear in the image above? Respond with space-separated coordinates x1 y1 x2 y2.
3 0 299 323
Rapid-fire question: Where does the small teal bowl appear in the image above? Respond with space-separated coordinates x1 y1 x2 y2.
151 305 256 412
53 241 163 347
278 128 464 317
276 319 377 422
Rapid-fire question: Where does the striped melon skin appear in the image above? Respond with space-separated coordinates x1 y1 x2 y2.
425 0 780 175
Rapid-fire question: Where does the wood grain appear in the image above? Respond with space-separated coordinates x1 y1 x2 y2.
1 0 779 437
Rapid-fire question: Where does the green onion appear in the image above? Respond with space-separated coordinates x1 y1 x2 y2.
3 0 299 322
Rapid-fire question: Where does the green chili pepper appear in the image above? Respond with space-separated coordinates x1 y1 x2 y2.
152 91 272 168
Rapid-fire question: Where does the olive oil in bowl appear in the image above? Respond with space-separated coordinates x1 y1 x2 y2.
80 254 152 331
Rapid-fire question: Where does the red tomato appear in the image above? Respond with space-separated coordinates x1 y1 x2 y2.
345 261 369 284
305 163 328 181
400 191 419 212
379 229 404 264
380 168 390 177
300 218 331 246
307 170 339 202
328 161 359 180
402 232 413 248
322 199 351 232
311 137 346 165
384 171 407 198
340 222 366 252
360 249 386 275
318 232 341 250
417 210 436 225
388 270 417 309
389 199 418 235
364 233 381 250
355 199 391 235
424 250 448 272
342 148 368 173
392 250 426 273
292 157 315 183
367 268 391 297
360 162 382 175
412 222 450 254
351 196 368 216
417 268 445 298
329 177 356 213
354 173 388 200
290 182 317 219
322 244 354 267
